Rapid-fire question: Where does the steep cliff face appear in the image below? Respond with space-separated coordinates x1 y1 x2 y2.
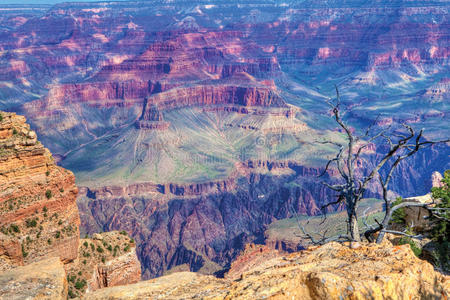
0 112 80 267
42 80 174 106
84 241 450 300
143 84 286 110
135 99 170 130
65 231 140 299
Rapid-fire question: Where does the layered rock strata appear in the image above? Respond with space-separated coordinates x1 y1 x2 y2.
0 112 80 267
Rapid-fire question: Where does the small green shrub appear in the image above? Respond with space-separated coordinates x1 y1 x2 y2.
83 241 88 248
45 171 50 176
96 246 104 253
398 237 422 257
10 224 20 233
25 218 37 228
12 128 17 135
42 206 48 213
21 243 28 258
124 244 130 252
45 190 52 199
390 197 406 225
74 279 86 290
430 169 450 271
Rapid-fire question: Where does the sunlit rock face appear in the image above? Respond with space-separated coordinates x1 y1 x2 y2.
0 112 80 270
0 0 448 278
83 242 450 300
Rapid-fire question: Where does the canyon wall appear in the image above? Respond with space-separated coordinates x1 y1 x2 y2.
0 112 80 268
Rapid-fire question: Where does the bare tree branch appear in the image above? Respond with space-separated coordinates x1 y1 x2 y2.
318 85 450 245
320 195 345 212
321 182 346 192
380 229 423 240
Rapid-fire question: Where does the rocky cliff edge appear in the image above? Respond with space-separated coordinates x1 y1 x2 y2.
86 241 449 300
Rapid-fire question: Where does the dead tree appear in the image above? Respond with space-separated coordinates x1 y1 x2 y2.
318 86 449 243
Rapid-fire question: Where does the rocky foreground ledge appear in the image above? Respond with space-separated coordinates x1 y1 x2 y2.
85 242 449 299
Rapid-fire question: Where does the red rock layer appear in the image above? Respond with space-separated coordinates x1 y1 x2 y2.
0 112 80 266
225 244 281 280
44 80 175 105
144 85 286 111
80 176 236 199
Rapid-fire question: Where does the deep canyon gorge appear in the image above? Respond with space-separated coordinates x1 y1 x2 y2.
0 0 449 280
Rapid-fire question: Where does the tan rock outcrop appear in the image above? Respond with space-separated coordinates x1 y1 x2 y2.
66 231 141 298
0 233 23 272
85 241 449 300
0 257 67 300
90 250 141 290
431 171 444 188
0 112 80 266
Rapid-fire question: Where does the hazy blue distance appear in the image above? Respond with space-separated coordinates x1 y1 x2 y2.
0 0 128 4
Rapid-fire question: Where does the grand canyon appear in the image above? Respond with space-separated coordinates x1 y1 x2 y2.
0 0 449 298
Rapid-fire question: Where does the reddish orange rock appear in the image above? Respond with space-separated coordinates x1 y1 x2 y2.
0 111 80 266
